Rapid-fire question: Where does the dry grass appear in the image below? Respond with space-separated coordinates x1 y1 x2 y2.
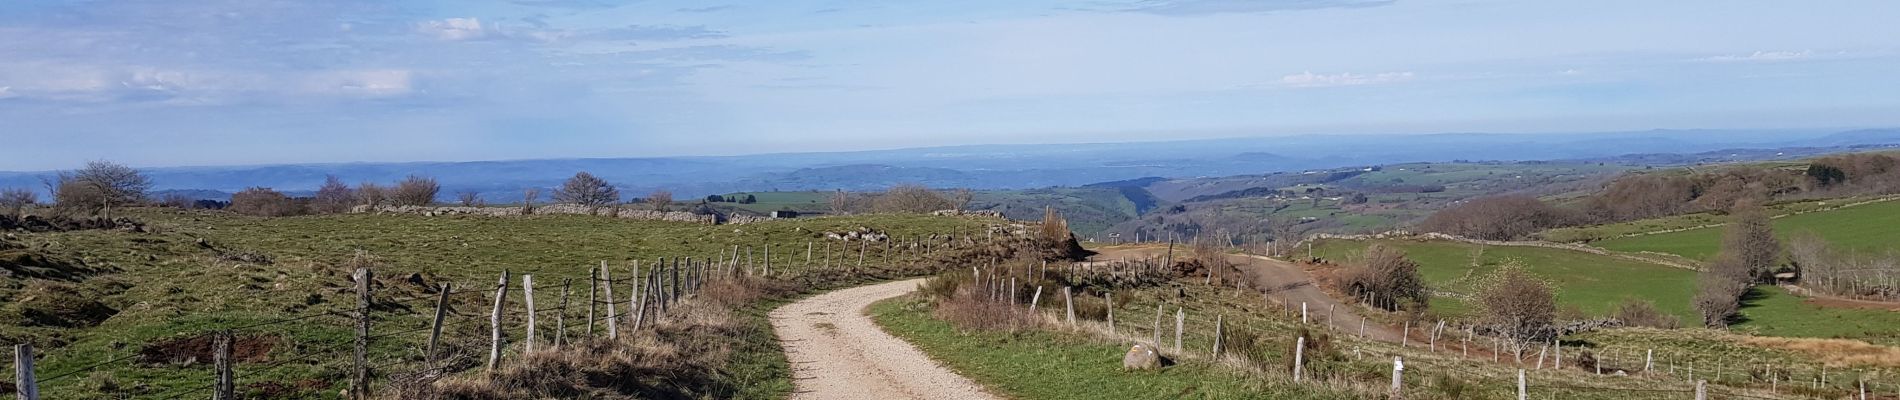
933 286 1041 333
383 279 763 400
1739 336 1900 367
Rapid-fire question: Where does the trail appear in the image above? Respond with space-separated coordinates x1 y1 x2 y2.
769 279 1002 400
1087 245 1406 342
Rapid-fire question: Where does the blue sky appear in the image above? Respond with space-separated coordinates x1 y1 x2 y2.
2 0 1899 170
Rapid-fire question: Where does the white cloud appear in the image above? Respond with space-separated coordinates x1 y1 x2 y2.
1702 50 1812 62
303 70 414 97
418 18 487 41
0 86 13 99
1280 71 1415 88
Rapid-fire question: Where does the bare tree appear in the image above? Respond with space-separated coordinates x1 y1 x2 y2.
553 172 619 207
457 191 484 207
1 187 35 217
1475 263 1557 344
312 175 355 214
1693 256 1748 328
391 175 440 206
228 187 304 217
1419 195 1580 240
646 189 673 212
50 161 151 217
828 190 850 215
1039 206 1070 241
356 182 388 207
1722 200 1781 283
871 184 956 213
951 188 974 211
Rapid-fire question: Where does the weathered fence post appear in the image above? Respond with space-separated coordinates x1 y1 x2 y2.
806 241 813 266
1105 293 1116 335
764 246 771 277
1174 308 1185 353
671 257 682 304
1359 317 1366 338
1300 302 1307 324
858 240 867 268
1516 369 1527 400
214 331 234 400
523 275 537 354
1390 356 1404 397
1212 314 1223 357
1695 380 1706 400
488 270 510 370
587 268 598 336
556 279 570 348
1152 304 1163 346
1401 321 1409 348
427 283 451 364
1645 349 1653 373
1029 286 1043 312
352 267 372 400
1064 287 1076 325
13 343 37 400
602 262 617 340
1293 336 1305 382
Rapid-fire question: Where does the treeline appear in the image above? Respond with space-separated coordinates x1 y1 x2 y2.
1420 152 1900 241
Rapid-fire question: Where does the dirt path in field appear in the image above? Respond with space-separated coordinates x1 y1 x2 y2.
770 279 1002 400
1088 245 1406 342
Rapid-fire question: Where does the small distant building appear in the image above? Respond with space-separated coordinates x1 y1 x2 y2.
771 210 800 219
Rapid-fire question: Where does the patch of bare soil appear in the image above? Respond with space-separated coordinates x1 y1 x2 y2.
138 333 280 365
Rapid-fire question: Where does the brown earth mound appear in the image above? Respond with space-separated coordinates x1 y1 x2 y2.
138 333 280 365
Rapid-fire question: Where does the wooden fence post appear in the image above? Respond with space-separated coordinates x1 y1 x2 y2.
1174 308 1185 353
1695 380 1706 400
214 331 234 400
602 262 617 340
671 257 682 304
1105 293 1115 335
12 343 37 400
587 268 597 337
1029 286 1043 312
1293 336 1305 382
764 246 772 277
1300 302 1307 324
556 279 570 348
1645 349 1653 373
1401 321 1409 348
858 240 867 268
1211 314 1223 357
1064 287 1076 325
523 275 537 354
806 241 813 266
427 283 451 364
1390 356 1403 397
1516 369 1527 400
1152 304 1163 346
629 260 641 329
487 270 510 370
352 267 372 400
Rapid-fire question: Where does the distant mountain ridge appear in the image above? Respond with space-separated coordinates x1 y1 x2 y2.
2 128 1895 201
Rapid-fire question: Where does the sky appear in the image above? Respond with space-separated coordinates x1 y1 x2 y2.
2 0 1899 170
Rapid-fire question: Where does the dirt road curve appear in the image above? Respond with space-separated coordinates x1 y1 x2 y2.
1088 245 1404 342
770 279 1001 400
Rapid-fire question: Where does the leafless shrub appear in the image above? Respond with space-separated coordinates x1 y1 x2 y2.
933 284 1039 333
827 189 850 215
522 187 540 214
1 187 36 217
311 175 355 213
356 182 388 207
46 161 150 217
456 191 483 207
1694 258 1747 328
553 172 618 207
228 187 305 217
646 189 672 212
871 184 956 214
1342 244 1428 312
391 175 440 206
1611 298 1679 329
1475 263 1556 343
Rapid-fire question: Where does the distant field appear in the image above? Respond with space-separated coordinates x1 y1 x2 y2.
711 190 835 214
1536 196 1887 243
1592 198 1900 260
1737 286 1900 343
1311 239 1701 321
972 187 1143 236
